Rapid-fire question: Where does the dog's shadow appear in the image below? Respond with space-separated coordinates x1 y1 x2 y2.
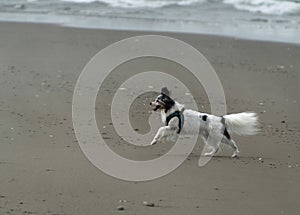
188 153 261 161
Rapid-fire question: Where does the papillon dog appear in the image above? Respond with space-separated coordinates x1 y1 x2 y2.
150 87 259 157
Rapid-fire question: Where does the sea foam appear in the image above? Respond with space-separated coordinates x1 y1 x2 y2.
61 0 204 8
224 0 300 15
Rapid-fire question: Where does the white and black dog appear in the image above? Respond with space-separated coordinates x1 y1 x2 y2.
150 87 259 157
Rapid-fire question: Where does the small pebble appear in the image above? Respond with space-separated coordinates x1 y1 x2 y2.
143 201 155 207
116 205 124 211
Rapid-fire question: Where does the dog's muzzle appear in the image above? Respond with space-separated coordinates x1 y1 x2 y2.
150 102 161 111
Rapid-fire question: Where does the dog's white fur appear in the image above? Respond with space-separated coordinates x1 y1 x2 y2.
150 92 259 158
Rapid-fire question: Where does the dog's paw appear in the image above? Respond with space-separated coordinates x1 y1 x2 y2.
231 152 239 158
150 140 157 145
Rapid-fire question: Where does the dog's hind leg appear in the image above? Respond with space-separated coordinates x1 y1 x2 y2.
203 139 216 156
229 139 240 158
202 134 220 157
223 137 239 158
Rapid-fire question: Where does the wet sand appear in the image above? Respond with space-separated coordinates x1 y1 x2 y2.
0 22 299 215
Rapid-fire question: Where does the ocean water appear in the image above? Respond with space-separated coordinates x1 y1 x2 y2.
0 0 300 43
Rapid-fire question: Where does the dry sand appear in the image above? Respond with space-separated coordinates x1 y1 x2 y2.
0 22 299 215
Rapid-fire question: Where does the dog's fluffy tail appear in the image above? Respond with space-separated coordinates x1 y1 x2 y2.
223 112 259 136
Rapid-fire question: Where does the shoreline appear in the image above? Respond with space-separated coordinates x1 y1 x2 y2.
0 15 300 45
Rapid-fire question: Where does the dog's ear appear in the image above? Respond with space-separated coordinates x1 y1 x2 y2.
161 87 171 96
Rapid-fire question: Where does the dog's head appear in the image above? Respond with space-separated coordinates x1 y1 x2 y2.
150 87 175 112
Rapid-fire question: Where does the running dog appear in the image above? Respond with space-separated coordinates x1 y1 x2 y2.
150 87 259 157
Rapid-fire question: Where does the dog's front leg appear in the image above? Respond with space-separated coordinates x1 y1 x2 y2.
151 126 174 145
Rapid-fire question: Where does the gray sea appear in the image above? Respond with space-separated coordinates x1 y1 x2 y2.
0 0 300 43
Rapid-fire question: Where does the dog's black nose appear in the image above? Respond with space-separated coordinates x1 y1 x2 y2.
149 102 152 105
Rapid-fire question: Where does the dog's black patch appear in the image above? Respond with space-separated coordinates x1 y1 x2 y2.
164 100 175 112
161 87 171 96
161 94 175 113
223 128 231 139
202 115 207 121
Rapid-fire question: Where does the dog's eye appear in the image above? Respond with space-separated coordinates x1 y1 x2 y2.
156 95 163 101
